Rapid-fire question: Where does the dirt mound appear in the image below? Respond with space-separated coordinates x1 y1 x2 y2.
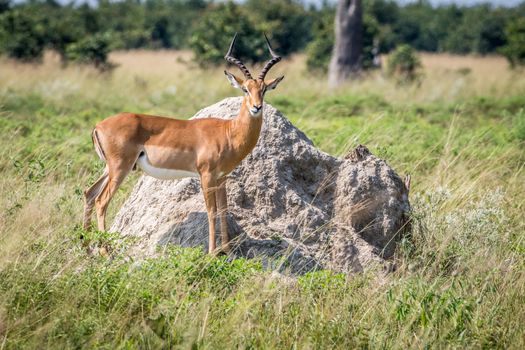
111 97 410 274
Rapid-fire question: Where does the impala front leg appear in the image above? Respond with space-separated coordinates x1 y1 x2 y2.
200 172 217 254
216 178 230 253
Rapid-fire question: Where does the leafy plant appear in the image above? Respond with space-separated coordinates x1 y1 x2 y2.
500 17 525 68
244 0 312 56
190 0 312 66
65 33 116 71
0 8 46 61
305 9 334 73
387 44 422 83
305 11 380 73
189 2 264 66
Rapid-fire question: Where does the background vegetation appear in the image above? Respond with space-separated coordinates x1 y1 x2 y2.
1 0 525 67
0 50 524 348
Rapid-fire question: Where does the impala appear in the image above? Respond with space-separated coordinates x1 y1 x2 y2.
83 34 284 253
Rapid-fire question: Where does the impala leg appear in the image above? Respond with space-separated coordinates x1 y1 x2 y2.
95 165 131 232
201 173 218 254
215 178 230 253
83 167 109 230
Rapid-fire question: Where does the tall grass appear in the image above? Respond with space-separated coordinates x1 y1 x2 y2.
0 50 524 348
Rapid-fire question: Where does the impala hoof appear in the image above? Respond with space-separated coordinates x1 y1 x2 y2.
209 244 231 257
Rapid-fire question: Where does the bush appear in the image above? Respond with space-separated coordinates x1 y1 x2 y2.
500 17 525 68
190 0 312 66
305 9 333 73
387 44 422 83
0 8 46 61
305 10 381 73
65 33 116 71
189 2 264 66
244 0 312 56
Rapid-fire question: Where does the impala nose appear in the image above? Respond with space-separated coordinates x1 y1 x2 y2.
250 104 262 115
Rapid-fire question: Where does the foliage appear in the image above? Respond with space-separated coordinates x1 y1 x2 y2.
441 5 508 54
305 8 334 73
387 44 422 84
189 2 264 66
0 0 208 63
65 33 116 71
365 0 525 55
95 0 208 50
1 0 525 66
305 9 380 73
500 17 525 67
244 0 312 56
190 0 312 66
0 6 46 61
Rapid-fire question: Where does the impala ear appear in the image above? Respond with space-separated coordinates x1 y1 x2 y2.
265 76 284 91
224 71 244 89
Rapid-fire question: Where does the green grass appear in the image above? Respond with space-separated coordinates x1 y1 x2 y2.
0 53 524 348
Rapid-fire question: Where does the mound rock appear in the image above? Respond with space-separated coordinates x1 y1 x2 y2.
111 97 410 274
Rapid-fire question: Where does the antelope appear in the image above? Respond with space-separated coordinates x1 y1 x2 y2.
83 34 284 253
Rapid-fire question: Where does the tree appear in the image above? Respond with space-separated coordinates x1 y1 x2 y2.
306 7 379 73
328 0 363 86
189 0 311 66
500 17 525 67
306 7 334 73
0 7 46 61
189 2 263 66
0 0 10 13
245 0 312 56
387 44 422 84
65 33 115 71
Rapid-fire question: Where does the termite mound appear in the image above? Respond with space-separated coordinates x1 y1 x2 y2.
111 97 411 274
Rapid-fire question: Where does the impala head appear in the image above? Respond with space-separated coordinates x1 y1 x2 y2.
224 33 284 117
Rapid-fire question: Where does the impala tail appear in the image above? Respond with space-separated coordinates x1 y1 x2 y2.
92 128 107 163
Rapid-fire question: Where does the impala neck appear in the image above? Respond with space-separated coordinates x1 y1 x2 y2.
230 97 263 152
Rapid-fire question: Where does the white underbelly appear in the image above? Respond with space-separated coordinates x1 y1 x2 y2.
137 153 198 180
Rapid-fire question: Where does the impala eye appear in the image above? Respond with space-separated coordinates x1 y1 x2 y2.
242 87 248 94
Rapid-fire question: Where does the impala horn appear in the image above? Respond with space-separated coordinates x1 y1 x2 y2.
258 33 282 81
224 33 253 80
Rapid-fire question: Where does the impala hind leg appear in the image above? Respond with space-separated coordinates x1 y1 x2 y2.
95 164 133 231
201 173 218 254
83 167 109 230
216 179 230 253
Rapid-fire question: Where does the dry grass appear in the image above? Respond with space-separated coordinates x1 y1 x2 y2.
3 50 523 112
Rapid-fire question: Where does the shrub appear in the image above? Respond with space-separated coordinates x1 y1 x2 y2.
190 0 312 66
305 9 333 73
0 8 46 61
189 2 263 66
65 33 116 71
305 11 380 73
244 0 312 56
500 17 525 68
387 44 422 83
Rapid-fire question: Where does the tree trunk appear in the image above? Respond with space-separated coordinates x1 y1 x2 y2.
328 0 363 86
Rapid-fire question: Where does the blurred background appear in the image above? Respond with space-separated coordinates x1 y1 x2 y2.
1 0 524 71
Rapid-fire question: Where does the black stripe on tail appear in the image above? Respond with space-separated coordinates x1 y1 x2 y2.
92 129 107 162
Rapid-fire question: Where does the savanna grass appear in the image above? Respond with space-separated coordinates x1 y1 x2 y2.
0 51 524 348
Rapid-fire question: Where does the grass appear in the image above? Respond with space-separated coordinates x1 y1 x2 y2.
0 50 524 348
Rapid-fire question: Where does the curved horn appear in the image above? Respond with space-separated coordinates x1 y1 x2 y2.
224 33 253 80
258 33 282 81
